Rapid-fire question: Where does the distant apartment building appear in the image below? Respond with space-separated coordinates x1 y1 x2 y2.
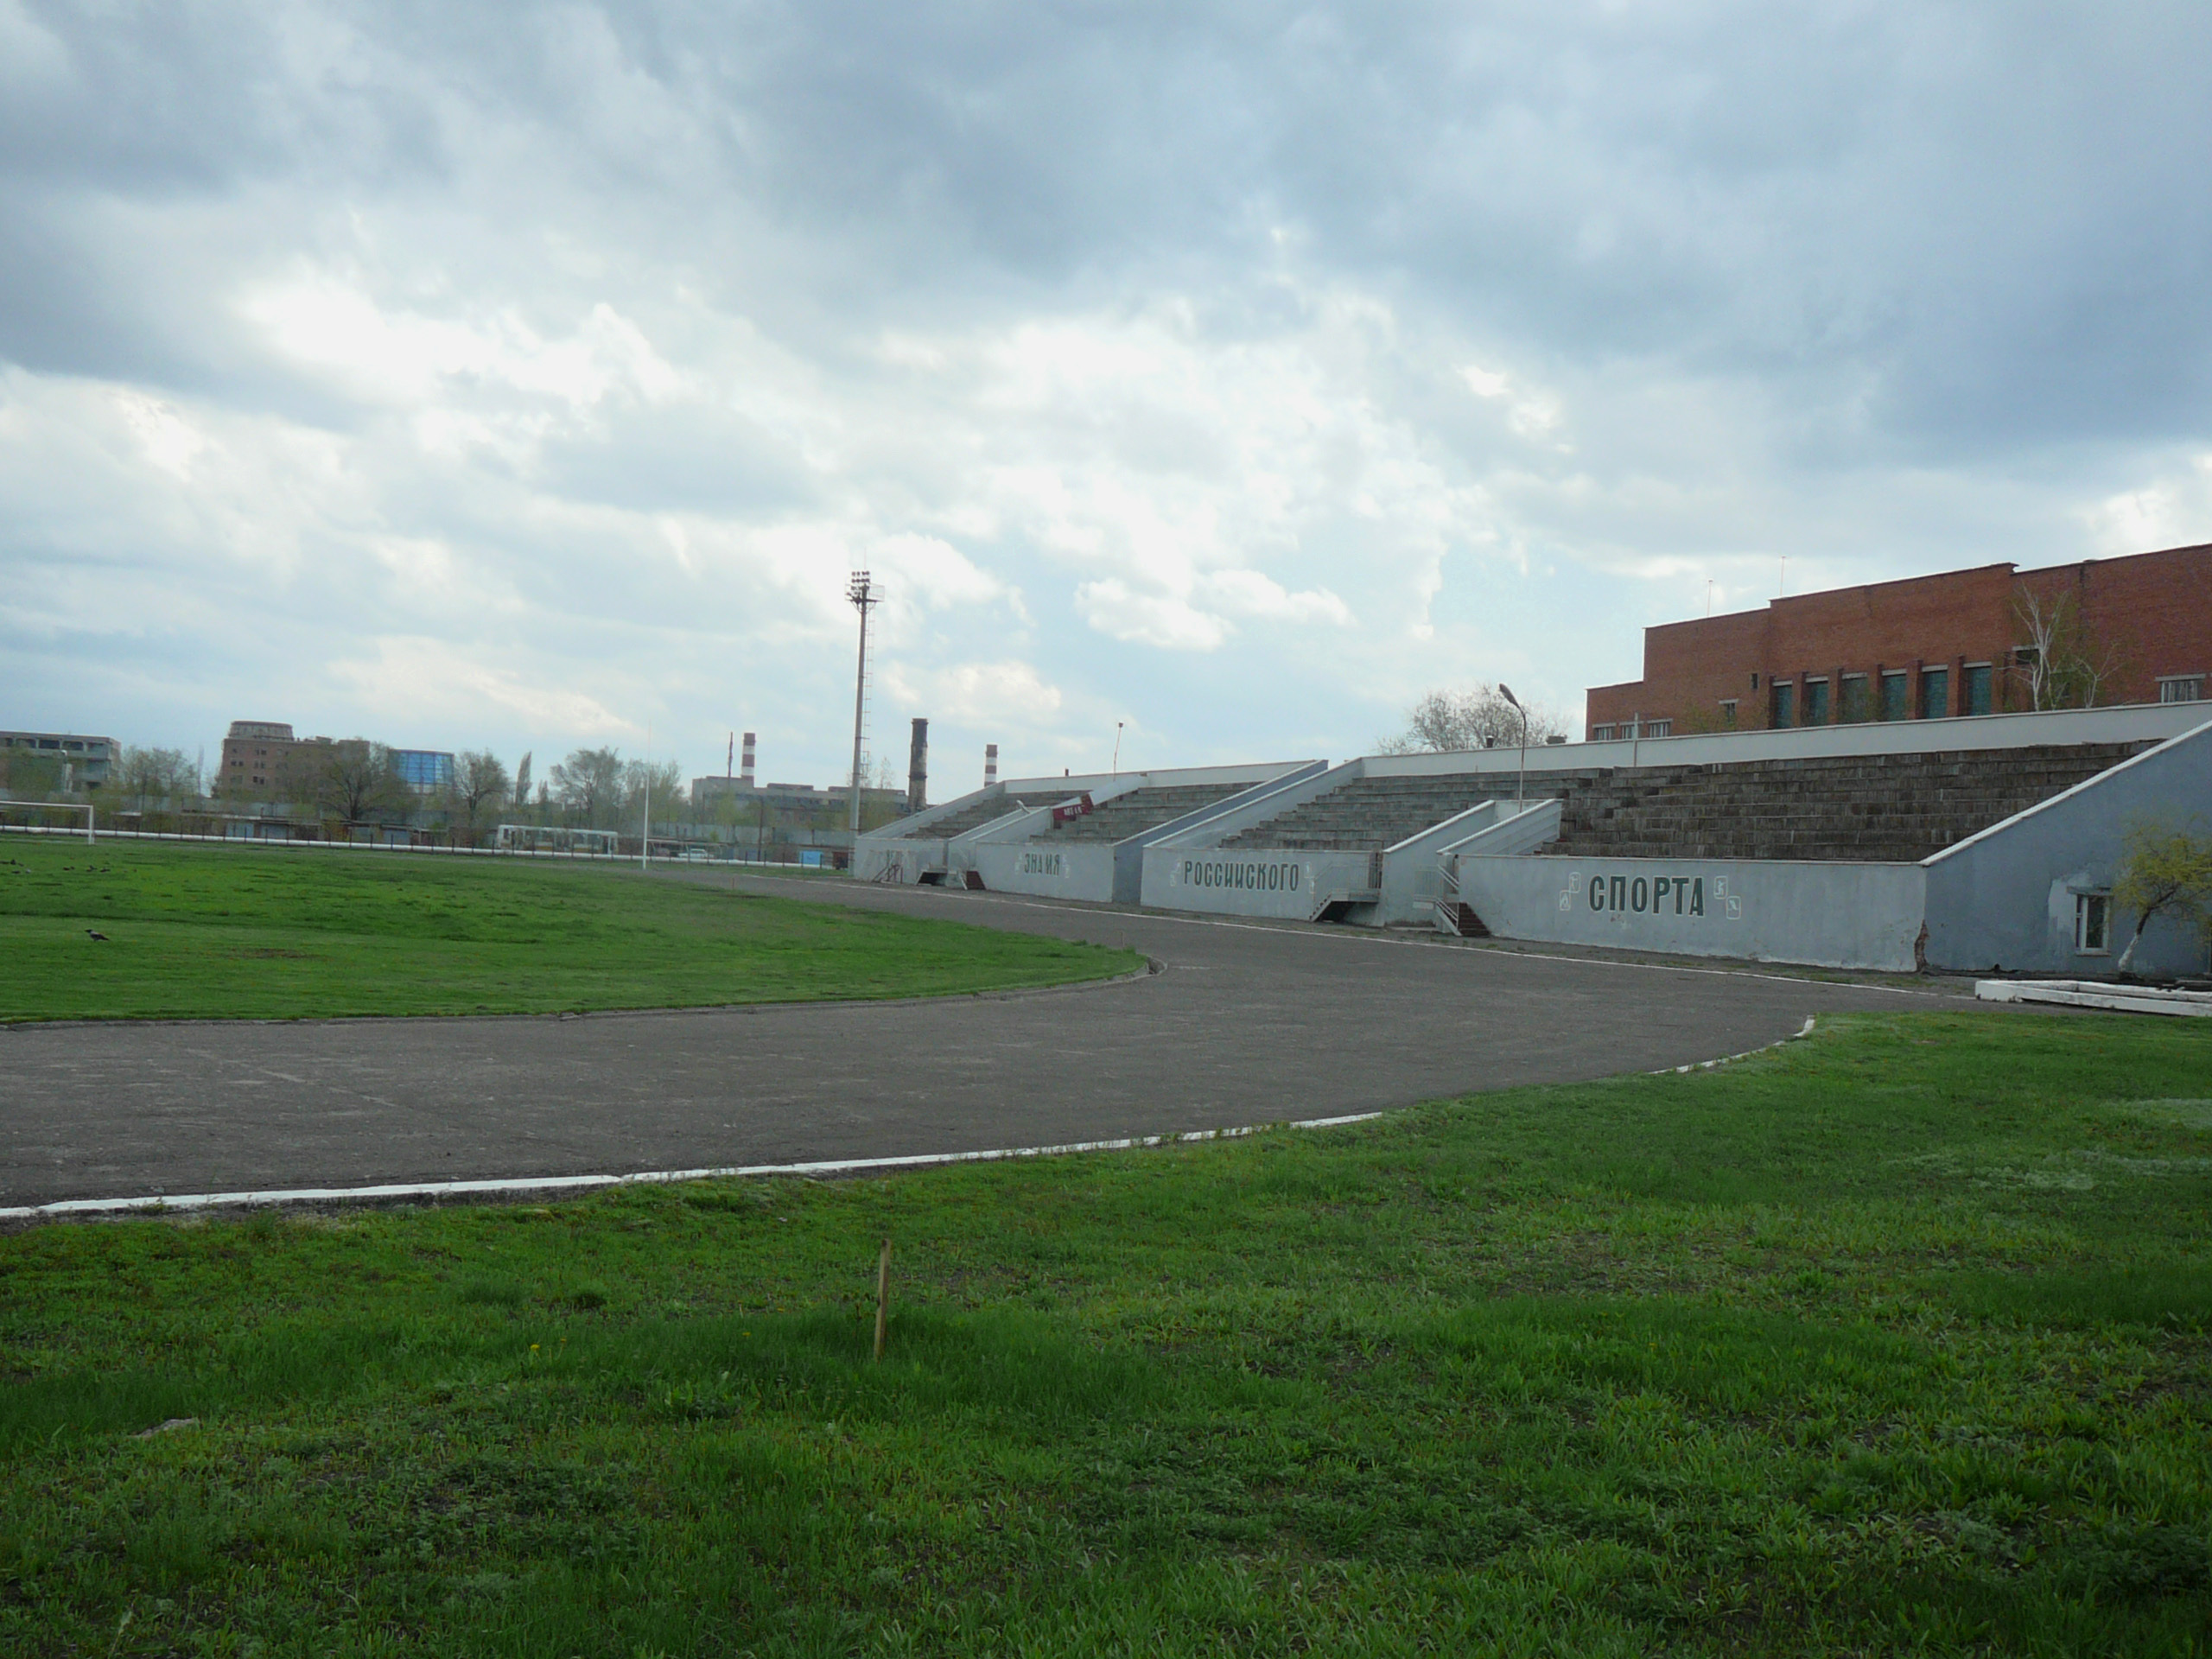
1586 541 2212 739
0 729 121 788
219 723 455 798
218 721 327 797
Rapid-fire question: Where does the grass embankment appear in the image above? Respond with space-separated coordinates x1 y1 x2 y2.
3 1014 2209 1655
0 838 1139 1020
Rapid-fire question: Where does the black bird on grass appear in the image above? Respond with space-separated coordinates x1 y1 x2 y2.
86 928 109 941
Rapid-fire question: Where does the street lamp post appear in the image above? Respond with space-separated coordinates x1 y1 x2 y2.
847 571 880 841
1499 683 1528 807
1113 721 1123 774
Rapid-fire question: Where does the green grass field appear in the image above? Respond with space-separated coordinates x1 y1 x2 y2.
3 1012 2207 1655
0 837 1141 1020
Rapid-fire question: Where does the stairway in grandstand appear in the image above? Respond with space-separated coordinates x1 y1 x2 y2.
1217 773 1516 852
1039 783 1251 842
1217 742 2152 861
1539 742 2152 862
895 791 1071 839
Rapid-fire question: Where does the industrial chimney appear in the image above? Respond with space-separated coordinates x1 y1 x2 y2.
906 717 929 813
740 732 756 787
984 743 999 790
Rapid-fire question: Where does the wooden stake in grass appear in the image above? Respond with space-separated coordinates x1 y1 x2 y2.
873 1237 893 1362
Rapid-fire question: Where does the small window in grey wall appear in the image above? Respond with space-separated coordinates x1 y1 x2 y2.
2075 893 2110 954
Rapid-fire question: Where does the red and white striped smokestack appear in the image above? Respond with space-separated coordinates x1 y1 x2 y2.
741 732 756 786
984 743 998 788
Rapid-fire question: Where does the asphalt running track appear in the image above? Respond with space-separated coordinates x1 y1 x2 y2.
0 870 1963 1212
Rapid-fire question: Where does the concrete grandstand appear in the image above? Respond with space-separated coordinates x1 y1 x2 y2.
855 702 2212 977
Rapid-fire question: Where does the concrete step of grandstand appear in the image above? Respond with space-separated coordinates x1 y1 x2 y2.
1219 775 1516 852
1039 783 1249 842
1536 741 2148 862
1218 741 2151 861
897 792 1068 839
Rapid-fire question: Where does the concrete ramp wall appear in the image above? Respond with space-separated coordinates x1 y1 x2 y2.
1457 854 1927 970
1923 715 2212 976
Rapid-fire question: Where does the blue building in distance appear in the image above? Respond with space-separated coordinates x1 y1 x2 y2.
391 749 455 793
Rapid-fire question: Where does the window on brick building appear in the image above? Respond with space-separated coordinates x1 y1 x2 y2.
1880 671 1909 721
1805 677 1830 724
2158 675 2204 703
1840 673 1871 722
1590 725 1615 741
1771 682 1795 728
1963 663 1993 715
1719 699 1738 727
1919 666 1948 719
1644 719 1672 737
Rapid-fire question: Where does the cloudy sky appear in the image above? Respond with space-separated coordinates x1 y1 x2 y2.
4 1 2209 793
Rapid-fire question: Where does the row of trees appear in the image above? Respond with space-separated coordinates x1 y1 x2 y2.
307 743 690 837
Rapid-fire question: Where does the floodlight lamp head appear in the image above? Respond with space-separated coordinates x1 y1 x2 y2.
847 570 876 607
1499 683 1521 709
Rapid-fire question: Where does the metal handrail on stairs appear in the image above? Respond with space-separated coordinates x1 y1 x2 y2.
1429 861 1490 938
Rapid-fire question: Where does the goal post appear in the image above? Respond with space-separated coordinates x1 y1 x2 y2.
0 800 96 843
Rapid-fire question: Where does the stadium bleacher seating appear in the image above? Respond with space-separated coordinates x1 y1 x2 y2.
895 792 1070 839
1039 784 1249 842
1218 742 2150 861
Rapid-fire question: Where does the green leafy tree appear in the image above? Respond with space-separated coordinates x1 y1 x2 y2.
2112 821 2212 976
0 748 68 798
622 758 686 831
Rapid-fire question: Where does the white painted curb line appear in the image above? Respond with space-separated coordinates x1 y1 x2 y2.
0 1112 1386 1224
1652 1014 1817 1073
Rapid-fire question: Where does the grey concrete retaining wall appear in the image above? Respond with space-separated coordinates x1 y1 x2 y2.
1458 854 1928 970
1143 847 1375 919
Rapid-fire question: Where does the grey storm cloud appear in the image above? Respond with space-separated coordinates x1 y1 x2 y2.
3 0 2209 777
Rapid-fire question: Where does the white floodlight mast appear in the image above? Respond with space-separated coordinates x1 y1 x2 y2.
847 571 880 838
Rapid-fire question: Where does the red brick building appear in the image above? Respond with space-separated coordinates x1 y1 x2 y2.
1586 541 2212 739
217 721 332 798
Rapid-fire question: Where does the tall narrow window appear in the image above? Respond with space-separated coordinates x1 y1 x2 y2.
1805 677 1831 725
1719 699 1739 728
1771 682 1796 728
1919 666 1949 719
1880 671 1909 721
2075 893 2110 954
1840 674 1871 723
1964 663 1993 716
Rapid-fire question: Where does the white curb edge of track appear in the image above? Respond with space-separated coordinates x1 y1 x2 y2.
0 1112 1387 1224
1651 1014 1816 1074
2 1014 1824 1224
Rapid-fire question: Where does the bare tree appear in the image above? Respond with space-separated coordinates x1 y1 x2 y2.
2012 588 2124 711
315 741 410 826
1377 685 1567 753
452 750 512 842
114 746 199 810
551 747 626 827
